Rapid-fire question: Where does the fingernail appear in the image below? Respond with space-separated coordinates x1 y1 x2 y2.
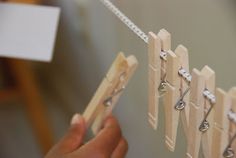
70 113 82 125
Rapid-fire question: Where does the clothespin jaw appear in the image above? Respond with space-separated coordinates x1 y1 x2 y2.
200 65 215 158
187 66 216 158
148 32 161 130
228 88 236 154
158 29 171 51
83 52 138 134
147 29 170 130
175 45 190 135
163 45 190 152
163 49 179 151
211 88 230 158
157 29 171 94
187 69 205 158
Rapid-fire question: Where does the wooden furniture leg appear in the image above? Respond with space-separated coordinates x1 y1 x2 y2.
7 59 54 154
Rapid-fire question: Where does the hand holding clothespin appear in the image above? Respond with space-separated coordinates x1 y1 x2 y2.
83 53 138 134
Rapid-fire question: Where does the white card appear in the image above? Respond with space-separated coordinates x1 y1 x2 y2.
0 2 60 62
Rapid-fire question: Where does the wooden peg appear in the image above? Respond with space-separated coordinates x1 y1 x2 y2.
158 29 171 51
186 66 215 158
163 45 190 151
211 88 230 158
147 29 171 130
175 45 190 135
157 29 171 80
201 65 215 158
229 87 236 153
163 50 180 151
187 69 205 158
83 52 138 134
148 32 161 129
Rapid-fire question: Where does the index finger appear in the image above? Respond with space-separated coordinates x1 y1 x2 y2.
87 116 122 157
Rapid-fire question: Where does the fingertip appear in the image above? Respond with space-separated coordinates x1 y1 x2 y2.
121 138 129 153
111 138 129 158
103 115 119 128
71 113 84 126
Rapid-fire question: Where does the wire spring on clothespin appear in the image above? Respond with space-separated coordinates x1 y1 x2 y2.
199 89 216 132
103 86 126 107
174 68 192 110
158 73 167 96
157 50 168 96
223 110 236 158
103 71 128 107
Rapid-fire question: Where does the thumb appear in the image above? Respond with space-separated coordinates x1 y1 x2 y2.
55 113 86 154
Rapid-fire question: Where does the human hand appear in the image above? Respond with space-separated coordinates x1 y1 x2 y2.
45 114 128 158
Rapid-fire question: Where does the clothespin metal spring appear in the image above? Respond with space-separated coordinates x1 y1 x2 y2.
223 110 236 158
199 89 216 132
160 51 167 61
103 86 126 107
174 68 191 111
175 87 190 110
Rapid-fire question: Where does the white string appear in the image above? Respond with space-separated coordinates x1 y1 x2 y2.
99 0 149 43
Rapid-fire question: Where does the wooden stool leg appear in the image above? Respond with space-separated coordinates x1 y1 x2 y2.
7 59 54 154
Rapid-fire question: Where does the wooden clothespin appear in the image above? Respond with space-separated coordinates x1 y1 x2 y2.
83 52 138 134
163 45 190 151
221 87 236 158
148 32 161 129
211 88 230 158
148 29 170 130
186 66 215 158
157 29 171 87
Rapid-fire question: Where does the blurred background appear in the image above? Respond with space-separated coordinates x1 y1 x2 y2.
0 0 236 157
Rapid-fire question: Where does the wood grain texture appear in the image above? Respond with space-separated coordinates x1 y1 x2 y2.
175 45 190 136
148 32 161 129
201 65 215 158
83 53 138 134
158 29 171 51
157 29 170 82
211 88 230 158
229 87 236 152
186 69 205 158
163 50 179 151
163 44 190 151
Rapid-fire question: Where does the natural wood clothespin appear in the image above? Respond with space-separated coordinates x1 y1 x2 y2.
211 88 230 158
186 66 215 158
163 45 190 151
221 88 236 158
83 52 138 134
148 29 170 130
157 29 171 85
148 32 161 129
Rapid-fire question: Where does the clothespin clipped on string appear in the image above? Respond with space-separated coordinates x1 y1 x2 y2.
83 52 138 134
186 66 216 158
163 45 190 151
148 29 169 130
220 88 236 158
211 88 231 158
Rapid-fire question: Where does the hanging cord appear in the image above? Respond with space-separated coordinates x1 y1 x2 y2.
99 0 149 44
